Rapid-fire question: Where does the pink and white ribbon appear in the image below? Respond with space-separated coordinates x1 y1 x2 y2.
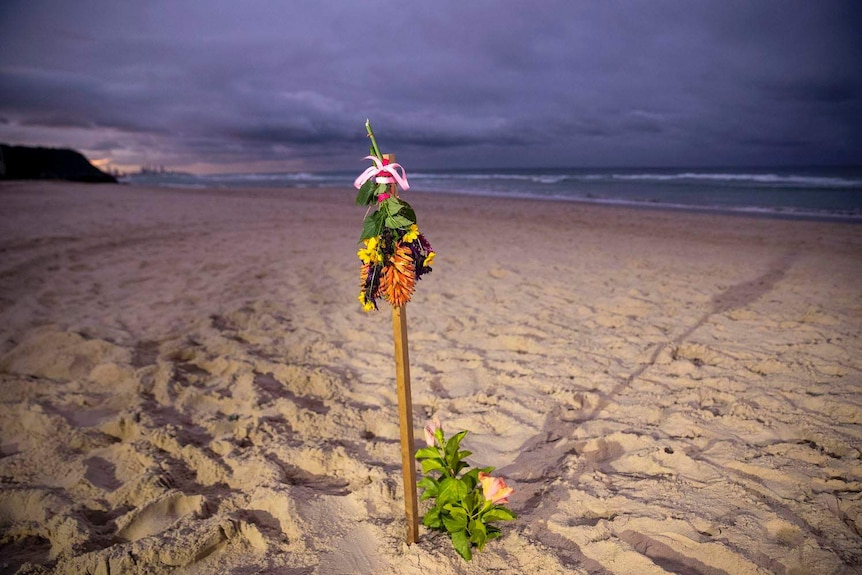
353 155 410 191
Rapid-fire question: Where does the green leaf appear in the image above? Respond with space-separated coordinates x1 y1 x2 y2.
385 214 413 229
434 428 445 446
417 476 438 489
462 491 478 513
442 507 468 532
414 446 441 461
355 179 376 206
469 519 487 550
423 507 442 529
445 431 469 459
421 458 445 474
444 504 469 521
398 200 417 225
462 468 479 489
417 476 439 499
381 197 403 216
482 507 517 522
450 529 473 561
359 210 383 241
485 525 503 541
437 477 469 507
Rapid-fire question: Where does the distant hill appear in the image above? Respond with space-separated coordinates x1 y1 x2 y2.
0 144 117 183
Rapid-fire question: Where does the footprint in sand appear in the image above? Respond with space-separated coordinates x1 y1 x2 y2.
115 491 204 541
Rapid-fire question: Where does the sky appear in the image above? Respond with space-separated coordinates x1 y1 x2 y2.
1 1 860 174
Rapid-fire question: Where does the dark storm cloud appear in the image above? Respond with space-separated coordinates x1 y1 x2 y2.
0 0 860 172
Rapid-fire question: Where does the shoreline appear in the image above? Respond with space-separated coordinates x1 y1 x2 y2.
116 163 862 224
1 181 861 574
8 179 858 224
406 185 862 224
129 180 862 224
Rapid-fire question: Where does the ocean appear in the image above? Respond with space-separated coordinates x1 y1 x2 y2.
124 166 862 221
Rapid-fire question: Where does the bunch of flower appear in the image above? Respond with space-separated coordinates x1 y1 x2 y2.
415 418 516 561
355 121 435 311
357 223 434 311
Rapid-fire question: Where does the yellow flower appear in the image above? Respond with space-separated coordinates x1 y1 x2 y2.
357 236 381 264
424 251 436 267
402 224 419 243
358 291 375 312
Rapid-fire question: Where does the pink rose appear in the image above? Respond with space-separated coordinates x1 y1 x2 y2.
478 472 513 505
423 417 441 447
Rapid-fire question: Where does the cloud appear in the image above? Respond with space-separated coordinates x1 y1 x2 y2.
0 0 860 171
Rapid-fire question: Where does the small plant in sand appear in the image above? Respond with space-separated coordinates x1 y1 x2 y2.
354 120 435 311
415 418 516 561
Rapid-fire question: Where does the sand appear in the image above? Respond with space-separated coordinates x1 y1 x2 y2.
0 180 860 575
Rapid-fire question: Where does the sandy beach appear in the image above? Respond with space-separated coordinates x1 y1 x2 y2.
1 181 860 574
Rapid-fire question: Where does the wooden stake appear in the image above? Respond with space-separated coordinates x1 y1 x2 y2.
384 153 420 544
393 304 419 544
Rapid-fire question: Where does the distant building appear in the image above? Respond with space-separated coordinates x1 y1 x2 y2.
139 164 174 175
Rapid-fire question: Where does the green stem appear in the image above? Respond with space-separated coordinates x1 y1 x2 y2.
365 119 383 160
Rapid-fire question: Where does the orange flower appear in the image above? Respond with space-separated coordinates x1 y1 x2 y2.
380 243 415 307
478 472 513 505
